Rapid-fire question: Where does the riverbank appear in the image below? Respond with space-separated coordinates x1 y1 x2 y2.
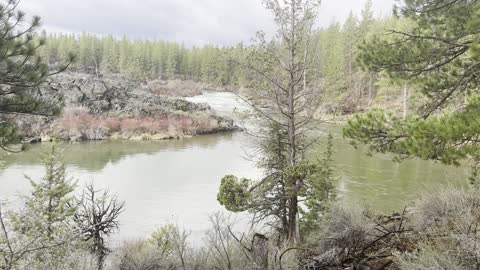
16 73 238 143
23 107 238 143
27 126 238 144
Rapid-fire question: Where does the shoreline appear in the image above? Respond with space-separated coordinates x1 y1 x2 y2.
21 115 348 145
22 128 240 145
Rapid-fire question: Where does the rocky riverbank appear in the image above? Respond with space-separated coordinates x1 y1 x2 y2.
17 73 238 143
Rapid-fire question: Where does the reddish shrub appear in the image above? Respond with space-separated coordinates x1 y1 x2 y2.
61 108 98 129
56 107 219 138
102 118 122 132
167 115 195 132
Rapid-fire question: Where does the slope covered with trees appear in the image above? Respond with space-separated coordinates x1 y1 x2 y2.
39 32 243 86
38 1 413 115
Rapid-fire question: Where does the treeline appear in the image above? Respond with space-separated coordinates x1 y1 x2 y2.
39 32 242 86
39 1 411 113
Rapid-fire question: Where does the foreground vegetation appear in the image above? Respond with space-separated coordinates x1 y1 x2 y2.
2 149 479 269
0 148 123 270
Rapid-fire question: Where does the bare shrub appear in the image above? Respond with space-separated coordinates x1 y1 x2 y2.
317 204 377 251
302 203 413 269
112 240 163 270
102 118 122 132
75 184 125 270
190 113 221 134
395 244 464 270
110 215 256 270
412 186 480 232
204 212 251 270
56 107 109 140
23 245 97 270
394 186 480 270
168 114 195 133
111 224 204 270
187 247 211 270
112 224 193 270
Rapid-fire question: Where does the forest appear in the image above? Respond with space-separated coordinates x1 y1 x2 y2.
0 0 479 270
37 2 411 115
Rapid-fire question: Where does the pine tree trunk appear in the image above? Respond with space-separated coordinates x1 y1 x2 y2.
252 234 269 270
286 0 299 244
368 74 372 104
403 80 408 119
287 196 298 243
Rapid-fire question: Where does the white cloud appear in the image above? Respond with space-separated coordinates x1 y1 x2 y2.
18 0 394 46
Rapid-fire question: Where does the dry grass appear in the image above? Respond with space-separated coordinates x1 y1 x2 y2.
411 185 480 231
394 186 480 270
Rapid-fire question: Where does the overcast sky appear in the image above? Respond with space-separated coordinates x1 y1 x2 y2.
19 0 395 46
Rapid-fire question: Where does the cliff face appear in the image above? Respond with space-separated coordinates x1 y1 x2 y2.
18 73 236 142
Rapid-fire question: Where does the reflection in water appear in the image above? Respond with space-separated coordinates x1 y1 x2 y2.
1 133 236 171
0 91 471 243
0 132 260 243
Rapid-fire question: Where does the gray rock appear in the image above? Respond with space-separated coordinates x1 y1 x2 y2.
48 73 212 117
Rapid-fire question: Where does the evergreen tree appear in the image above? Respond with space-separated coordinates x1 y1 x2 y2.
343 11 359 92
0 0 72 151
217 0 336 244
117 36 131 75
344 0 480 182
24 146 77 237
359 0 374 35
100 35 119 73
301 134 336 236
2 147 84 269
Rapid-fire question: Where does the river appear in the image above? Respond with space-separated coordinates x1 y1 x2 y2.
0 91 469 242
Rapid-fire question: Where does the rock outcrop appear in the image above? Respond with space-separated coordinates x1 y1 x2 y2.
49 73 211 117
18 73 237 142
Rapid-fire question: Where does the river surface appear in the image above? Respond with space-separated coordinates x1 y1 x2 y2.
0 91 469 242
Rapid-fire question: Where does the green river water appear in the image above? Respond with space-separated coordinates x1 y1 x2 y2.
0 91 469 241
